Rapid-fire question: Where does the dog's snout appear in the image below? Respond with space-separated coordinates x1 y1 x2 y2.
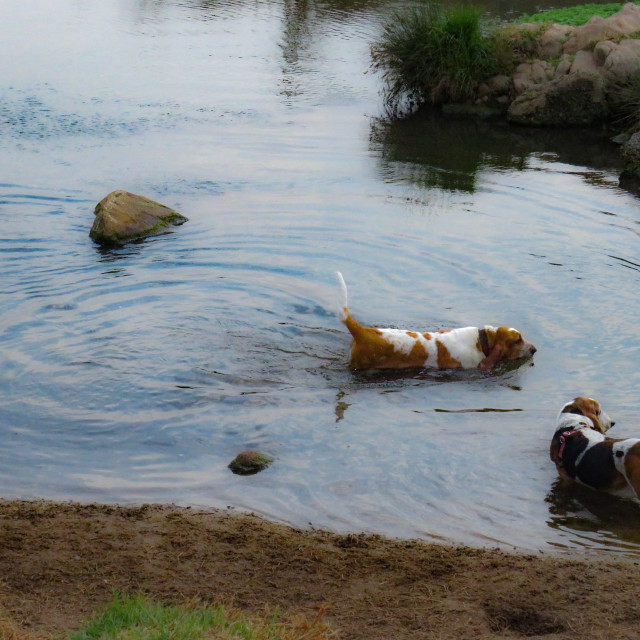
530 345 537 354
611 420 616 428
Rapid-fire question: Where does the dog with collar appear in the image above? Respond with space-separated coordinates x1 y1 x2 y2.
551 397 640 499
336 272 536 371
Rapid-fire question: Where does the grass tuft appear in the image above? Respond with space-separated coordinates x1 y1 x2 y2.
371 3 510 112
71 593 335 640
609 70 640 131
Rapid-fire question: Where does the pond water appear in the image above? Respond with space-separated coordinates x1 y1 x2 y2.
2 0 640 555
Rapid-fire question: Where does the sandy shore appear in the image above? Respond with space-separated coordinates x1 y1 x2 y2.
1 499 640 639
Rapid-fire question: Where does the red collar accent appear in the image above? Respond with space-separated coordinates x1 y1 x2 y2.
557 424 589 466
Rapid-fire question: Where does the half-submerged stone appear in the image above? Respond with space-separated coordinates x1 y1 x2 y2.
89 190 188 246
228 450 274 476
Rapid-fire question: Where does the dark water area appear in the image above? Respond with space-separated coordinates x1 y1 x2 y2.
2 0 640 554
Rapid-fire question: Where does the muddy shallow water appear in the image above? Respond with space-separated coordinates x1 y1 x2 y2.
2 0 640 554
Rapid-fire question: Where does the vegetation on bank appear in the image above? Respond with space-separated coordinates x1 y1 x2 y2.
371 1 640 116
72 593 334 640
370 4 511 110
518 1 640 25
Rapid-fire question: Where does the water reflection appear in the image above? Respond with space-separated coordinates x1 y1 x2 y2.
371 109 623 193
546 479 640 551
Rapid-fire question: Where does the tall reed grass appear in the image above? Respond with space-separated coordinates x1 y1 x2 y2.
371 4 510 112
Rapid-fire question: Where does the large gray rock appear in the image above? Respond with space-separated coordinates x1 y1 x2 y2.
507 72 608 126
89 190 188 246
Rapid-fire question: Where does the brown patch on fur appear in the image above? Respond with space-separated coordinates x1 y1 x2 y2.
423 332 432 340
344 313 431 370
347 324 397 370
436 340 462 368
406 339 429 368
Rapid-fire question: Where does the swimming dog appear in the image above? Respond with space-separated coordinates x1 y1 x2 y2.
336 272 536 371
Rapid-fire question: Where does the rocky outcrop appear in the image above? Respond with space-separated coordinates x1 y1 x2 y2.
508 72 608 126
90 190 188 246
477 3 640 126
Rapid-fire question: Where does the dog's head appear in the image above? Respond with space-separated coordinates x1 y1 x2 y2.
478 326 536 371
557 396 614 434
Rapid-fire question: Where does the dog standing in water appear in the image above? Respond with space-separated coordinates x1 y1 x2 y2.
551 396 640 499
336 272 536 371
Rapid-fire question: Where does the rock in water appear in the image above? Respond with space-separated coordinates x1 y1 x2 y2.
228 451 274 475
89 190 188 246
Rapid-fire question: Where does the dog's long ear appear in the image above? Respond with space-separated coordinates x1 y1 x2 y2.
561 403 583 416
478 343 504 371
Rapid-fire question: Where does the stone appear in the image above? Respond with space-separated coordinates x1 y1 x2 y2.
538 24 573 59
89 190 188 246
513 60 555 95
569 50 602 75
507 72 608 126
228 450 274 475
594 40 618 65
554 54 573 77
602 38 640 84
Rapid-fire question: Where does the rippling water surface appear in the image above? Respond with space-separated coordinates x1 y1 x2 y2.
3 0 640 554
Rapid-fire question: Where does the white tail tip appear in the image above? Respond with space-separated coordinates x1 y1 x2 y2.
336 271 348 322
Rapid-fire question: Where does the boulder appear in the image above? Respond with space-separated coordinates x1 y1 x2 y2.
512 60 556 95
554 54 573 77
507 72 608 126
538 24 573 59
569 50 601 75
602 38 640 84
228 450 274 475
594 40 618 65
89 190 188 246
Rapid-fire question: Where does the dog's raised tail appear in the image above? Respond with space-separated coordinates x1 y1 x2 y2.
336 272 365 339
336 271 349 323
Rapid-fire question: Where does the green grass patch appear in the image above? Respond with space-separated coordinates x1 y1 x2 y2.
71 593 334 640
371 4 512 111
517 2 640 26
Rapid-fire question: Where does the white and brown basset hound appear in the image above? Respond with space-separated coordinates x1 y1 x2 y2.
336 272 536 371
551 397 640 500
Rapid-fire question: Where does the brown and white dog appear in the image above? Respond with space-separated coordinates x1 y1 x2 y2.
551 397 640 499
336 272 536 371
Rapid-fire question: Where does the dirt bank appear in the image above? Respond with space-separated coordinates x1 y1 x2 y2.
1 500 639 639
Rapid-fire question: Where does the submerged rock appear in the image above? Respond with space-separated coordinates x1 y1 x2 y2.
228 450 274 475
89 190 188 246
